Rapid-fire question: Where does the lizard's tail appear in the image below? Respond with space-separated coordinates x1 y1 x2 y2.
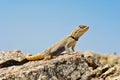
26 53 44 60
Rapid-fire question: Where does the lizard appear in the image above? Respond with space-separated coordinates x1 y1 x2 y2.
26 24 89 61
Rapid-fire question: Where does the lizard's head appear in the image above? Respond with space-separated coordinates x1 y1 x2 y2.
70 24 89 41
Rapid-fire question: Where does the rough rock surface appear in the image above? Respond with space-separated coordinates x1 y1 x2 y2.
0 50 120 80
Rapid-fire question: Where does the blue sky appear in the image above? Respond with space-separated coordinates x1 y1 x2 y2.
0 0 120 54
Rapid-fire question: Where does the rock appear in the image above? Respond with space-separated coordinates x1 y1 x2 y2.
0 50 120 80
0 50 26 63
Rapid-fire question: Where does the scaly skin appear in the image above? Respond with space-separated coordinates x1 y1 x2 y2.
26 24 89 60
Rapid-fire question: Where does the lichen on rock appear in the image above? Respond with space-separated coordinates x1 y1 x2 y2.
0 50 120 80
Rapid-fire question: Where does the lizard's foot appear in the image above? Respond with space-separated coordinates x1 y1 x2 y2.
69 52 74 55
62 51 74 55
61 51 67 55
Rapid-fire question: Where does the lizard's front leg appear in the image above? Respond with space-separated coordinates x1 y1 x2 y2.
65 38 76 54
71 44 75 52
71 40 76 52
65 45 70 54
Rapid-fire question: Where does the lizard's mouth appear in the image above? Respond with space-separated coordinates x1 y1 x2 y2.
79 26 89 32
79 25 89 31
86 26 89 29
84 26 89 31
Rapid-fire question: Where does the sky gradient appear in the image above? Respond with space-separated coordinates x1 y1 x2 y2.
0 0 120 54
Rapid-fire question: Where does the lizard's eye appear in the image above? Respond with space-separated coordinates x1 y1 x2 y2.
79 26 85 29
